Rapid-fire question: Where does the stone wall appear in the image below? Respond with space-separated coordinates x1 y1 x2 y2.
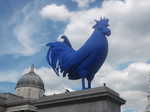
16 87 44 99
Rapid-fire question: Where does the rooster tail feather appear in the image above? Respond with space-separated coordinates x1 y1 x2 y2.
47 42 71 77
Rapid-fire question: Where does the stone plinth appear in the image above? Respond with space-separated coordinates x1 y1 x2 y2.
34 87 126 112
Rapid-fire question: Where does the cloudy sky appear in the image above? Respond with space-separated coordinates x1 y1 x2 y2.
0 0 150 112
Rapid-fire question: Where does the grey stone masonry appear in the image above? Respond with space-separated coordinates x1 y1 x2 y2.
0 96 6 112
6 104 38 112
33 86 126 112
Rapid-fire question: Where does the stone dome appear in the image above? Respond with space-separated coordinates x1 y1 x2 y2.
16 65 45 90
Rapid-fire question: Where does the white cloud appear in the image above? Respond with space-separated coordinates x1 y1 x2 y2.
73 0 96 8
101 0 150 64
40 4 72 21
7 0 44 56
14 23 38 55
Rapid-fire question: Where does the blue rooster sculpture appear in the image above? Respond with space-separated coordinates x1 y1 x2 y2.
46 17 111 89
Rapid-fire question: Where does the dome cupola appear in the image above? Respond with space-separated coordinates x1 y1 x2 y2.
16 65 45 99
16 65 44 90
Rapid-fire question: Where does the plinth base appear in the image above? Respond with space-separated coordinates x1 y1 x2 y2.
34 87 126 112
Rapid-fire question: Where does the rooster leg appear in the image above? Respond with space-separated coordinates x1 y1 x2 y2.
82 78 86 89
88 80 91 88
